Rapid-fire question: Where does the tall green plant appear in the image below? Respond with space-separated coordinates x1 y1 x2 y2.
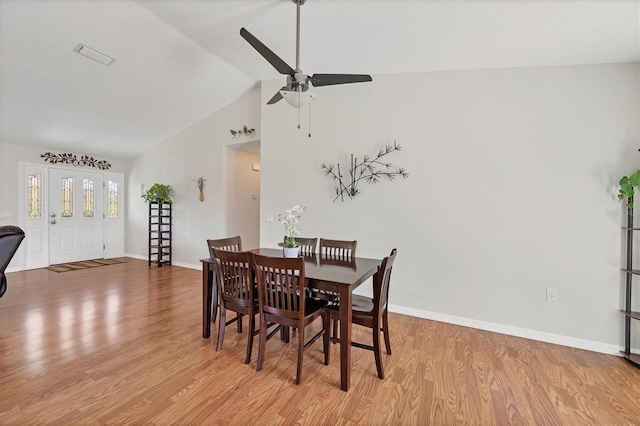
142 183 173 204
618 170 640 209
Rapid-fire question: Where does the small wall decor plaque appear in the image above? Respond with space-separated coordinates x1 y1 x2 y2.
40 152 111 170
321 141 409 202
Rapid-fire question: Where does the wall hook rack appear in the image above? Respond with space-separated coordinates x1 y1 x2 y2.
230 125 256 138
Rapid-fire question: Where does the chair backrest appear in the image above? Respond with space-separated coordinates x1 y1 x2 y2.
373 249 397 311
252 254 306 321
319 255 357 269
0 226 25 298
212 248 254 308
284 236 317 256
207 236 242 257
319 238 357 258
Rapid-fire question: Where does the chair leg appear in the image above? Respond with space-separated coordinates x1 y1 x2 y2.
383 308 392 355
216 306 226 351
323 312 329 366
245 313 255 364
211 271 218 323
296 325 305 385
332 318 339 343
280 326 290 343
256 315 267 371
237 313 243 333
372 319 384 379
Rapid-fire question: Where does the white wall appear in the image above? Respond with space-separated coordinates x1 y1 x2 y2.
260 63 640 352
224 147 260 250
125 85 261 266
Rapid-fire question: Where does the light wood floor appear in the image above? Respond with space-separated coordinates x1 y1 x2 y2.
1 258 639 425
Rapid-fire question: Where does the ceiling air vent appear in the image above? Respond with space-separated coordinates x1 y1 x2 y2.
73 43 114 66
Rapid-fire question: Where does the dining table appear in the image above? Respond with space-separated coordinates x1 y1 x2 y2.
201 248 383 391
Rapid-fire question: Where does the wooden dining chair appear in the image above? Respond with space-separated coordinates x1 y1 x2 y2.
326 248 397 379
211 248 258 364
319 238 357 258
252 253 329 385
310 239 358 309
283 236 317 256
207 236 242 324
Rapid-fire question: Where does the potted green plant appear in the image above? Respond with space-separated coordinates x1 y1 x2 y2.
618 170 640 209
142 183 173 204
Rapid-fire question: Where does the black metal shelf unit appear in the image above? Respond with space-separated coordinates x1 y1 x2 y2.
622 197 640 367
148 201 172 267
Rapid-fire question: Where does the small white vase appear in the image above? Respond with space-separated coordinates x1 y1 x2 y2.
283 246 300 258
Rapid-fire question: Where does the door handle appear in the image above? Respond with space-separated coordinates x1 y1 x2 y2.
50 219 57 225
50 213 56 218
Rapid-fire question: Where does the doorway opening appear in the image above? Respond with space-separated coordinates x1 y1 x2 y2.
224 140 261 249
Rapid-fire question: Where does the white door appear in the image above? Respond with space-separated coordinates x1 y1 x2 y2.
49 168 104 264
19 163 49 270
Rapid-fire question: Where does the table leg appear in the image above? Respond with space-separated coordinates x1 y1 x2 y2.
202 262 213 338
338 286 352 391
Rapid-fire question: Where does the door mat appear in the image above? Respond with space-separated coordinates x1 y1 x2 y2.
47 258 126 273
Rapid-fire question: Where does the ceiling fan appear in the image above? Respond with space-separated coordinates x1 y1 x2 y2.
240 0 372 109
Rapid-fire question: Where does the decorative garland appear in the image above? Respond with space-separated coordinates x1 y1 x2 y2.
321 141 409 202
40 152 111 170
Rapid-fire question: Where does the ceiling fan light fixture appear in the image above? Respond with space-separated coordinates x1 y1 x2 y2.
280 90 315 108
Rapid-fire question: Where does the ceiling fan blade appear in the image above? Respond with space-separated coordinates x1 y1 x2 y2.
310 74 372 87
240 28 295 76
266 87 286 105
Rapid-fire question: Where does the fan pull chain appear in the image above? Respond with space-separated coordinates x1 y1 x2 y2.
308 103 311 138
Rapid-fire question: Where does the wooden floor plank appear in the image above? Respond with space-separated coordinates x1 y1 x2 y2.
1 258 639 424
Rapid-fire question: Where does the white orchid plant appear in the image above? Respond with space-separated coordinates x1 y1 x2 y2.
278 204 306 248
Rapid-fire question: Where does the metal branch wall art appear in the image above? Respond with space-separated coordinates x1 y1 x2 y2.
321 141 409 202
40 152 111 170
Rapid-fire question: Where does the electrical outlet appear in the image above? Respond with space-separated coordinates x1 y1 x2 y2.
546 288 558 302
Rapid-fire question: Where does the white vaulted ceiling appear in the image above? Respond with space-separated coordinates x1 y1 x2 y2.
1 0 638 159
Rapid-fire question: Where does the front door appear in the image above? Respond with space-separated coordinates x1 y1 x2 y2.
49 168 104 264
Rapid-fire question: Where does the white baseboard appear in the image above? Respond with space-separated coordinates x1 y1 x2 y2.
125 253 146 261
172 261 201 270
124 253 201 271
122 253 631 357
388 304 627 357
